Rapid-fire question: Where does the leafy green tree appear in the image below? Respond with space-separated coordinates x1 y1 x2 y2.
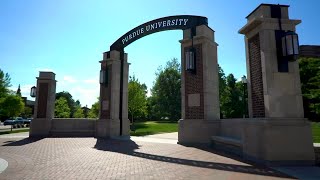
218 64 227 118
128 75 148 122
0 69 11 98
236 80 248 118
220 74 242 118
16 84 21 97
88 100 99 118
54 97 71 118
146 96 160 121
299 57 320 120
73 106 85 118
72 100 85 118
21 106 33 118
151 58 181 121
56 91 75 118
0 95 24 117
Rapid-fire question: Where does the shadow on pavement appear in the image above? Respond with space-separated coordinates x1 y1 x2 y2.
93 138 294 179
2 137 44 146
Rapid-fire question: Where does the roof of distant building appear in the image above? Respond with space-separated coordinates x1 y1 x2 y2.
300 45 320 58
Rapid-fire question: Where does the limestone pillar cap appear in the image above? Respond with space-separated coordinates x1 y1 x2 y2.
37 71 56 80
239 17 301 35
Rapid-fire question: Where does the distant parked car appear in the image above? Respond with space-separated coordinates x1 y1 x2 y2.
15 117 25 125
3 118 16 126
24 118 32 124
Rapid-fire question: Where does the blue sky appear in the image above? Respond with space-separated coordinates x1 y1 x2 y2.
1 0 319 107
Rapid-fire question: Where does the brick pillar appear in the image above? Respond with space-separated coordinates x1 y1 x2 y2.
239 4 315 164
96 50 130 138
178 25 220 144
240 4 304 118
29 72 56 137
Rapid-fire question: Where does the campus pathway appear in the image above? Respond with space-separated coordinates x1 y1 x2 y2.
0 132 315 179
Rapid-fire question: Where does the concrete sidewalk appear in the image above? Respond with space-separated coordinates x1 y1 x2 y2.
130 132 178 144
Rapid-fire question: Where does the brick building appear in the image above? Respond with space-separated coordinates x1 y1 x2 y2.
299 45 320 58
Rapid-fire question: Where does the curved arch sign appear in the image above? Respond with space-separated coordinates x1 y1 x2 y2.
110 15 208 51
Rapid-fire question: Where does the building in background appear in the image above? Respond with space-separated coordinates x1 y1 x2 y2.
299 45 320 58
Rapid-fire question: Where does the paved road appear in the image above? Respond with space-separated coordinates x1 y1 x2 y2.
0 132 296 180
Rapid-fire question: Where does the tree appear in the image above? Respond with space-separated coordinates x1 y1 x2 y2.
218 64 227 118
73 106 85 118
0 95 24 118
16 84 21 97
0 69 11 98
72 100 85 118
56 91 75 118
299 57 320 120
128 75 148 122
88 99 99 118
220 74 242 118
54 97 71 118
151 58 181 121
21 106 33 118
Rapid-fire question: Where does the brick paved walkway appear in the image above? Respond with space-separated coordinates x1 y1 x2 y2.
0 135 293 180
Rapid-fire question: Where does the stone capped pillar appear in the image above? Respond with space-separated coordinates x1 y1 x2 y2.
96 50 130 138
239 4 304 118
29 72 56 137
178 25 220 144
239 4 315 164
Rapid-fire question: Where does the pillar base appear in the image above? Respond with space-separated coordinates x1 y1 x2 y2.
29 118 52 137
95 119 120 138
242 118 315 165
121 119 130 136
178 119 220 145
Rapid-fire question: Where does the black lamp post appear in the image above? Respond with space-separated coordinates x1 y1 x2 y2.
30 86 36 98
241 75 247 118
281 31 299 61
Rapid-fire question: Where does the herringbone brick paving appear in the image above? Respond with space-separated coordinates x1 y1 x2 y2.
0 137 294 180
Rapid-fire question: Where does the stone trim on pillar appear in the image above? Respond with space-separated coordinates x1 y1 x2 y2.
29 72 56 137
121 53 130 136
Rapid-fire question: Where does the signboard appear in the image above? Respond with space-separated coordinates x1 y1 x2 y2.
110 15 208 51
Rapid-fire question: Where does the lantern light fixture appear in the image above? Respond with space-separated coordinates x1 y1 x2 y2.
100 69 108 86
281 31 299 61
185 48 196 73
241 75 247 84
30 86 36 98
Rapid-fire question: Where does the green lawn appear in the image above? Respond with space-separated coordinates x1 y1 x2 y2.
0 128 30 135
312 122 320 143
130 121 178 136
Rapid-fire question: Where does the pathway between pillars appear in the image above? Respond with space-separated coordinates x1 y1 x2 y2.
0 132 319 179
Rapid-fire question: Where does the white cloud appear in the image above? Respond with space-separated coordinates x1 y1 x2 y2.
83 78 98 84
36 68 54 72
63 75 77 83
69 85 99 107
